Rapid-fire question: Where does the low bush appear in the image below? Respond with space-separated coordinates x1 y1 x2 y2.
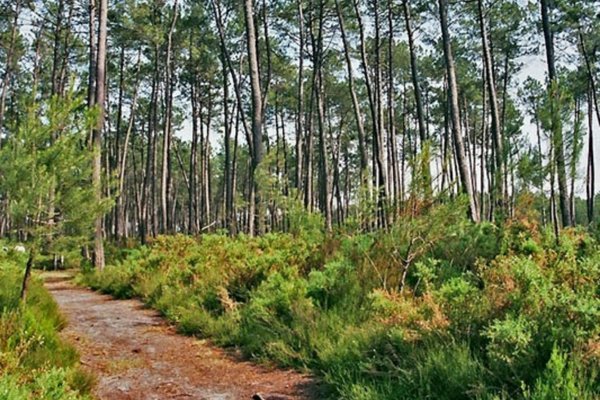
0 260 93 399
82 202 599 399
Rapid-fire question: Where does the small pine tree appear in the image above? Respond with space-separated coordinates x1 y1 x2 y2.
0 89 109 300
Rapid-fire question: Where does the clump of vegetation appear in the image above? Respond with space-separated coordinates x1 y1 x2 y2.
83 201 599 399
0 255 94 399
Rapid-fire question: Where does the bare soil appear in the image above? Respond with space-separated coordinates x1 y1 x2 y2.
42 271 325 400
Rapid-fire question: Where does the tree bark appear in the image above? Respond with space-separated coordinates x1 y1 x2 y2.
402 0 431 197
540 0 571 227
0 0 22 140
296 0 305 193
161 0 178 234
438 0 480 222
244 0 264 236
116 52 142 239
91 0 107 269
315 0 332 231
477 0 505 218
352 0 388 228
20 248 35 302
580 30 598 226
335 0 368 186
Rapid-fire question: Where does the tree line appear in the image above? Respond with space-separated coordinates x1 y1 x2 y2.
0 0 598 268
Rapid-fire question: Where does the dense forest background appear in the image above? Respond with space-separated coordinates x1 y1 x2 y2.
0 1 599 399
1 0 599 264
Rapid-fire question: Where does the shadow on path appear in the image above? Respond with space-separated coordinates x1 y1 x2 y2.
42 271 325 400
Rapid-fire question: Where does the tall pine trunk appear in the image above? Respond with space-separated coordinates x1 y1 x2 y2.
244 0 264 236
438 0 480 222
540 0 571 227
92 0 107 269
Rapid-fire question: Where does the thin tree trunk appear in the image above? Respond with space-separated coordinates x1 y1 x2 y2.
244 0 264 236
352 0 388 228
477 0 505 218
221 53 233 233
402 0 431 196
335 0 368 186
161 0 178 234
480 67 488 220
20 248 35 302
387 0 400 208
0 0 22 138
315 0 332 231
57 0 75 97
438 0 480 222
92 0 108 269
296 0 305 193
587 87 596 225
51 0 65 96
580 30 597 225
540 0 571 227
116 51 142 239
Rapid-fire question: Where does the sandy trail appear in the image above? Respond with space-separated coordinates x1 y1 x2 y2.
43 271 323 400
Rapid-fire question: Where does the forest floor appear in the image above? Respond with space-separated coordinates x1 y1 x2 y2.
42 271 324 400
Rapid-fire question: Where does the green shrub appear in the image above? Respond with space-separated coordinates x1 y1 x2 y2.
485 314 537 382
523 347 598 400
77 207 600 400
0 264 91 399
307 260 363 309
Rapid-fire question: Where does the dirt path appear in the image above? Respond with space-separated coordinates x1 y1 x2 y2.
43 272 324 400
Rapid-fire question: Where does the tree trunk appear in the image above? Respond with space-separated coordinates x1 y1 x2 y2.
117 52 142 239
92 0 107 269
387 0 400 207
296 0 305 193
315 0 332 231
335 0 368 187
438 0 480 222
587 87 596 226
51 0 65 96
477 0 505 218
0 0 22 139
161 0 178 234
540 0 571 227
353 0 388 228
580 30 598 226
20 248 35 302
402 0 431 197
244 0 264 236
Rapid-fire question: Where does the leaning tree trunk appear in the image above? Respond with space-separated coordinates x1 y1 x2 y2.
335 0 368 188
438 0 480 222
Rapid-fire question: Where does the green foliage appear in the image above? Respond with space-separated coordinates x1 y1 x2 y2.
524 347 599 400
485 315 537 381
0 262 92 399
81 203 600 399
0 90 108 262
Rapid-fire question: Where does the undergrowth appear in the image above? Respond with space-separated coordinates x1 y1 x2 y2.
82 201 599 399
0 251 94 399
